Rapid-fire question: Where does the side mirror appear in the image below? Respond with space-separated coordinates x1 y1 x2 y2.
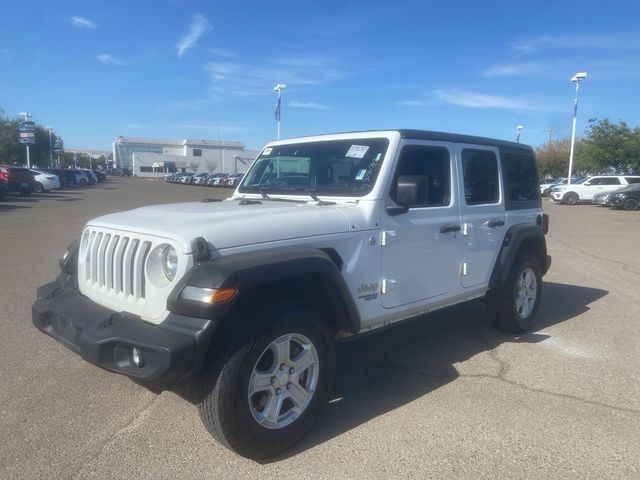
386 175 429 216
583 181 591 186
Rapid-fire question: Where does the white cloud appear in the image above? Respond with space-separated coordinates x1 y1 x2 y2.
483 63 543 77
289 101 331 110
176 14 211 57
205 58 347 99
509 34 640 55
431 89 556 111
70 16 96 29
209 47 236 58
97 53 125 66
397 100 432 107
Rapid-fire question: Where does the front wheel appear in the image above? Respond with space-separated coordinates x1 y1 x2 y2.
34 182 45 193
487 253 542 333
197 305 335 459
562 192 579 205
623 198 639 211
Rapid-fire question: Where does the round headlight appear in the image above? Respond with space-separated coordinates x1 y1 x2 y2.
162 245 178 281
146 244 179 287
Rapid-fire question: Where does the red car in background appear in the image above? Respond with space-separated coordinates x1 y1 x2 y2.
0 164 36 197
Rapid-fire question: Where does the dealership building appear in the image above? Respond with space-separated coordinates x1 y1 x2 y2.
112 136 259 177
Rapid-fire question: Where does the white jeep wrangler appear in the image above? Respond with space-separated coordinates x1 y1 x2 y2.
33 130 551 459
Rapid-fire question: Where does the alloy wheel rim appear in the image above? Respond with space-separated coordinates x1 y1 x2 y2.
515 267 537 319
248 333 319 429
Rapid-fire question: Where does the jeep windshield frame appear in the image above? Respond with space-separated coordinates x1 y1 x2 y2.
238 138 390 197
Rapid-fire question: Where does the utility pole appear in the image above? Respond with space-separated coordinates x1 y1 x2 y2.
543 126 555 144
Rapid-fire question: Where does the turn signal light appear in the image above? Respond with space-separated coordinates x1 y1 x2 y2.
180 286 237 304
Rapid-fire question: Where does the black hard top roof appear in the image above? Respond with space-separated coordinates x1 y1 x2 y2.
397 129 533 151
281 129 533 151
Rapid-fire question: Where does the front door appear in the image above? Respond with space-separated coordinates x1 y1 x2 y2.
380 142 462 309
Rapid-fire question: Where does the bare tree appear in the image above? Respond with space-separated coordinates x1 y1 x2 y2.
189 161 200 172
206 160 217 173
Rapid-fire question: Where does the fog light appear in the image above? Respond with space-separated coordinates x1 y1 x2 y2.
131 347 144 368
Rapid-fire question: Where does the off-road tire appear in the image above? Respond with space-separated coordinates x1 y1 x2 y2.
487 253 542 333
197 304 335 460
623 198 639 211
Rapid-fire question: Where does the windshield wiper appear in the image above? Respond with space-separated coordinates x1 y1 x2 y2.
290 187 336 205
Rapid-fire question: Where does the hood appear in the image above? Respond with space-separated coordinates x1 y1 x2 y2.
88 199 351 253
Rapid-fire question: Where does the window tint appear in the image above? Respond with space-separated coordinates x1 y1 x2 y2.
462 149 499 205
600 177 621 185
390 145 450 207
503 151 539 202
625 177 640 184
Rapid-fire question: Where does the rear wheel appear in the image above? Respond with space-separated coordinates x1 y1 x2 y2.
622 198 639 211
197 304 335 459
34 182 45 193
487 253 542 333
79 178 87 186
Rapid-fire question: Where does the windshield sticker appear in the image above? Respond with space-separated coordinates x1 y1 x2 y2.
261 147 273 156
346 145 369 159
355 169 367 181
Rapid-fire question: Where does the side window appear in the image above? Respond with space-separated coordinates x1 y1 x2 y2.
193 149 202 157
588 178 602 185
502 150 540 205
462 149 499 205
390 145 450 207
625 177 640 184
600 177 621 185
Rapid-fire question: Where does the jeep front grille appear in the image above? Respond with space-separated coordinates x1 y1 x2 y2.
82 228 151 300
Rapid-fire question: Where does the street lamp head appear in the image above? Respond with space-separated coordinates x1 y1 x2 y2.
571 72 587 82
516 125 524 131
274 83 287 92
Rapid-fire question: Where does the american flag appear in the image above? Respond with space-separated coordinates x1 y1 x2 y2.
274 95 281 121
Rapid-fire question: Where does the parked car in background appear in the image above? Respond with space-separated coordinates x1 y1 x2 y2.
192 172 209 185
81 169 97 185
30 169 61 193
0 172 7 201
179 172 195 184
93 170 107 183
592 190 617 206
223 173 244 188
608 184 640 210
205 173 226 186
539 178 565 195
41 169 75 188
211 173 230 186
550 175 640 204
73 170 90 186
0 164 36 196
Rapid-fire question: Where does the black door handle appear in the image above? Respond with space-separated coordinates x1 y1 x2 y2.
488 219 505 228
440 224 461 234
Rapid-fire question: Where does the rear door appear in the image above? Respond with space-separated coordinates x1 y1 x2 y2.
583 177 621 199
457 145 505 289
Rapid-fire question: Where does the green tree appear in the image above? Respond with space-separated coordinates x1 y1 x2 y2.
580 119 640 174
0 110 60 167
535 138 575 178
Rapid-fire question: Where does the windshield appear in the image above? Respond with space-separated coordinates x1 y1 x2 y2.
238 138 389 197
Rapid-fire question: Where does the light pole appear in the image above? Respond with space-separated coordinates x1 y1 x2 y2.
567 72 587 184
515 125 524 143
46 127 54 168
273 83 286 140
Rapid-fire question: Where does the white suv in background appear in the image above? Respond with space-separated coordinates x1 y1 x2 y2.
550 175 640 204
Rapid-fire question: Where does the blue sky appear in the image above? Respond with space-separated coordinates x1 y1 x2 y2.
1 0 639 151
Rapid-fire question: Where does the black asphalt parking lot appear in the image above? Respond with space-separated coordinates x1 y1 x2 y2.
1 178 639 479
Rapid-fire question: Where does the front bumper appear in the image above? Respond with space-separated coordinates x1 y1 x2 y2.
32 274 219 386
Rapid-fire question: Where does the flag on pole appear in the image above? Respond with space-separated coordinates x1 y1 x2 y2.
274 94 281 121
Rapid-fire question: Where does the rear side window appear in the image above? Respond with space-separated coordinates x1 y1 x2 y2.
390 145 450 207
501 149 541 210
599 177 621 185
625 177 640 184
462 149 499 205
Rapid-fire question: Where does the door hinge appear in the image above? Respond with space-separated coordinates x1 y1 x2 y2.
381 278 396 294
381 230 396 246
